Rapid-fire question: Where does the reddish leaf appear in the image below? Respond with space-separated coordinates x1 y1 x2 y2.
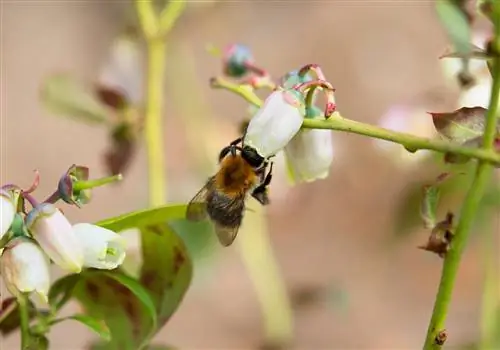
429 106 487 144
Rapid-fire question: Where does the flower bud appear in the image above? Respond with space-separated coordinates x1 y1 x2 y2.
72 223 126 270
279 70 314 89
244 89 306 158
26 203 83 273
58 164 91 207
284 126 334 183
1 238 50 303
222 44 253 78
0 189 15 240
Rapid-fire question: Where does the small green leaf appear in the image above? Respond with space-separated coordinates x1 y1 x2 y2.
40 73 110 125
393 160 474 238
436 0 471 55
139 223 193 330
420 172 455 229
430 106 487 144
30 334 49 350
96 204 188 232
71 270 157 350
421 184 440 229
51 314 111 342
48 273 80 312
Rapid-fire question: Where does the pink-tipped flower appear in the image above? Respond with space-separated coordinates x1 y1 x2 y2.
0 189 15 240
26 203 83 273
72 223 126 270
244 90 306 158
1 238 50 303
284 127 334 183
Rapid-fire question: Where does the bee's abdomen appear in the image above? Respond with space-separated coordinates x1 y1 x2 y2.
206 191 244 228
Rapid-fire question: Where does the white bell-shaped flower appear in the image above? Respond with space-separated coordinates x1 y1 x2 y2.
0 189 15 240
26 203 83 273
244 89 306 158
72 223 126 270
284 126 334 183
1 238 50 303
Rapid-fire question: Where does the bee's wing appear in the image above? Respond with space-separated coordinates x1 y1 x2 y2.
214 222 240 247
185 178 214 221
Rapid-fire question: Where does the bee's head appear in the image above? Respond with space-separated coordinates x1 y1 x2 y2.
241 145 264 168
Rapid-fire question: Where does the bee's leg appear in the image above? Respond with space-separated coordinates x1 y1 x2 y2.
261 161 274 187
218 146 232 162
229 137 243 146
218 138 243 162
251 162 274 205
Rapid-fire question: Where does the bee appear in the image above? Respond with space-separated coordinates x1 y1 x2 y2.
186 137 274 246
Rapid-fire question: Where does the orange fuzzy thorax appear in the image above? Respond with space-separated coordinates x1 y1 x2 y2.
214 155 257 197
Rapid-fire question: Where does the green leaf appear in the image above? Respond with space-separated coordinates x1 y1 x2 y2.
139 223 193 330
421 184 440 229
51 314 111 342
169 218 218 265
30 334 49 350
48 273 80 312
96 204 188 232
393 161 474 238
0 297 44 336
436 0 471 55
40 73 110 125
94 204 194 341
420 172 456 229
430 107 487 144
71 270 157 350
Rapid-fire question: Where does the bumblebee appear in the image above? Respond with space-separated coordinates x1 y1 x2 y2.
186 137 274 246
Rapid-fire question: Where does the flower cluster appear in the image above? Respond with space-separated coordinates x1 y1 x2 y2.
0 165 126 303
216 46 338 184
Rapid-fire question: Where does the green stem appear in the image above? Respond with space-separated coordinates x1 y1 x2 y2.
479 225 498 350
422 41 500 350
18 294 31 349
135 0 185 207
144 37 167 207
238 205 293 347
302 118 500 164
211 76 500 166
73 174 123 192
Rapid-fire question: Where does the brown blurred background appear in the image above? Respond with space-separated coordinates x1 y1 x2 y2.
1 1 498 349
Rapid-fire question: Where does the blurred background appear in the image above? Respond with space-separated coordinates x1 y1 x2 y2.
1 1 499 349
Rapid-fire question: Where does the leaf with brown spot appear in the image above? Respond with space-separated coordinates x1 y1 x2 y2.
69 270 157 350
0 297 47 336
429 106 489 144
428 107 500 165
139 223 193 328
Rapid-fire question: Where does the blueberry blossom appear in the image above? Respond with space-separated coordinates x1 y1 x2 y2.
72 223 126 270
26 203 84 273
284 125 334 183
0 189 15 240
244 89 306 158
1 238 50 303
